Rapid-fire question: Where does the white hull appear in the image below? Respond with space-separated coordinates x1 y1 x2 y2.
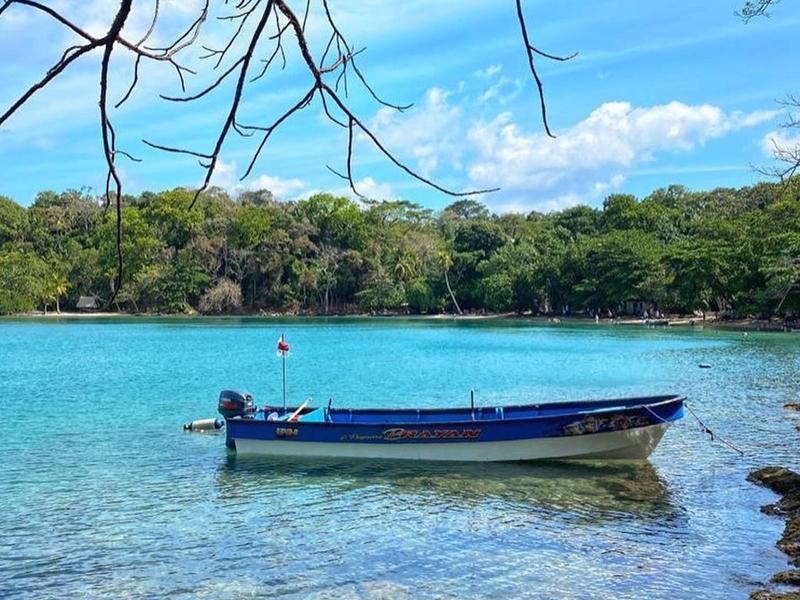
233 423 670 462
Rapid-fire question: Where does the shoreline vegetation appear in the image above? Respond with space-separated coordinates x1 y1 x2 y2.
1 180 799 321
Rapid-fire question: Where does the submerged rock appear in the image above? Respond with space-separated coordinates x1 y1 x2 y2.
751 590 800 600
748 467 800 497
773 571 800 586
748 466 800 596
782 516 800 565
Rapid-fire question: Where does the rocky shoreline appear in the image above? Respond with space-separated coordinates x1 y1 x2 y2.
748 466 800 599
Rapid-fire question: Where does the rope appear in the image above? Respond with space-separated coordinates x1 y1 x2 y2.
684 401 745 456
644 403 744 456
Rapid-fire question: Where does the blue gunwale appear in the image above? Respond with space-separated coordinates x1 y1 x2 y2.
231 394 685 428
225 395 685 446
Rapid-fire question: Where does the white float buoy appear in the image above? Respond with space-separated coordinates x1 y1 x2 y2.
183 418 225 432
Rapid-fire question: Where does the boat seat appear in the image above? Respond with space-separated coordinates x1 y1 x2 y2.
298 408 326 422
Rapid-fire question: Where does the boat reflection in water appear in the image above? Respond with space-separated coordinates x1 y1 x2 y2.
214 453 679 524
210 420 693 598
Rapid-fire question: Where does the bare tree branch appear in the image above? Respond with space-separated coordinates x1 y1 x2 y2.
241 86 317 178
737 0 780 22
160 56 245 102
0 0 572 299
99 0 134 305
205 0 257 68
144 0 208 55
115 53 142 108
515 0 577 138
142 140 214 159
755 95 800 186
0 43 96 127
134 0 159 46
190 0 275 208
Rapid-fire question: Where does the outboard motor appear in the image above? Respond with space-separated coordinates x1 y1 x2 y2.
217 390 256 419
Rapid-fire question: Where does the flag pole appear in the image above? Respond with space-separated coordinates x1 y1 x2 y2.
281 333 287 411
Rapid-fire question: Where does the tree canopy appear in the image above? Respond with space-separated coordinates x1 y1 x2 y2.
1 180 798 317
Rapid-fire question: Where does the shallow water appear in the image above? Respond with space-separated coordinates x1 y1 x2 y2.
1 317 798 598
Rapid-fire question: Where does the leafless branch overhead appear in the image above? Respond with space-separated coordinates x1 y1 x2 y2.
515 0 577 138
755 95 800 185
737 0 780 22
0 0 573 298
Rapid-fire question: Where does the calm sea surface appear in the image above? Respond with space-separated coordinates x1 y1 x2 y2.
1 317 799 599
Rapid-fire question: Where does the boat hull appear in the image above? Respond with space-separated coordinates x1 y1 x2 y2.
225 395 684 462
232 422 671 462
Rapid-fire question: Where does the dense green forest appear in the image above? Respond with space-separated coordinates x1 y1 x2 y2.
0 180 798 316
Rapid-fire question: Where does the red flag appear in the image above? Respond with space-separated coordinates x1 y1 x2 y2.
277 338 290 355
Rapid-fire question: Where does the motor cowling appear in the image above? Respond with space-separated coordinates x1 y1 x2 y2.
217 390 256 419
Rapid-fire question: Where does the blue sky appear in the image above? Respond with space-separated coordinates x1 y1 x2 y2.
1 0 799 212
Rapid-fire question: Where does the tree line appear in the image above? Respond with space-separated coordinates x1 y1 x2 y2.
0 180 798 317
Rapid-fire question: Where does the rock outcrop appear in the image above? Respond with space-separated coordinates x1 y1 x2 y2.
748 467 800 599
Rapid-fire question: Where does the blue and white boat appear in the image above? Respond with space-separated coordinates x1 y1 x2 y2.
217 392 685 462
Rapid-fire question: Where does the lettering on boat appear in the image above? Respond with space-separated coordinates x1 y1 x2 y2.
339 433 384 442
276 427 299 437
381 428 482 441
561 414 650 436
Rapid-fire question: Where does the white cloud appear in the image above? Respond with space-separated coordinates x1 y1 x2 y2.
328 177 396 202
761 130 800 156
297 178 394 203
464 100 778 211
210 159 308 200
593 174 626 195
733 109 781 128
369 87 462 177
474 64 503 79
477 77 523 105
349 177 395 200
244 174 307 199
47 0 207 43
208 159 239 192
364 90 778 212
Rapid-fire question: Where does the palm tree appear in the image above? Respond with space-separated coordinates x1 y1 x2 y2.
45 273 69 314
438 249 462 315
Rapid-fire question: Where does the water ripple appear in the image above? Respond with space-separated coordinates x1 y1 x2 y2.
1 319 798 598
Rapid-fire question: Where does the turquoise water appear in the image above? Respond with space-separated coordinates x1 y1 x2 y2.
1 318 799 599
